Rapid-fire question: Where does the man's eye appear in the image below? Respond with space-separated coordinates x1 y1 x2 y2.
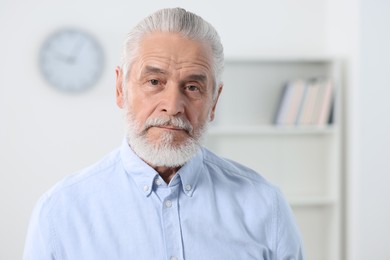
186 85 200 91
149 79 159 85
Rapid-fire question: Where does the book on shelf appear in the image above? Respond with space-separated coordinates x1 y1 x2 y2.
316 79 334 126
274 78 334 126
297 80 320 125
274 79 306 125
274 83 291 125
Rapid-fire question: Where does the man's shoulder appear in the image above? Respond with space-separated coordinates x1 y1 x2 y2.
200 147 287 213
38 148 122 211
201 147 275 190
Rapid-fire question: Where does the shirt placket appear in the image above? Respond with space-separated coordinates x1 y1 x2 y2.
161 185 184 260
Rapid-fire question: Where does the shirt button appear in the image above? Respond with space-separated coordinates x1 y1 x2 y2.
185 184 192 191
170 257 178 260
155 178 162 186
165 200 172 208
143 185 150 192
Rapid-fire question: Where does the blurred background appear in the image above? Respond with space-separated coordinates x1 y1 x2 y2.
1 0 389 259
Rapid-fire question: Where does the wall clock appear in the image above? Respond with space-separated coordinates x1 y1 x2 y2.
39 28 105 93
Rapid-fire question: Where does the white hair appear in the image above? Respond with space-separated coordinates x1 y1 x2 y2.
120 7 224 99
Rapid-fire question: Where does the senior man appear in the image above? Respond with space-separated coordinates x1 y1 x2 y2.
24 7 305 260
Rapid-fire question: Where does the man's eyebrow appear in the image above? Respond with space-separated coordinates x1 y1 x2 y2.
185 74 207 82
141 65 208 82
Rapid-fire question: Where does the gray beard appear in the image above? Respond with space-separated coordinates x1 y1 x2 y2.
125 113 208 167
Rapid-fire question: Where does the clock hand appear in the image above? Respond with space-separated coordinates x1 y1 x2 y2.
67 36 84 63
52 50 71 62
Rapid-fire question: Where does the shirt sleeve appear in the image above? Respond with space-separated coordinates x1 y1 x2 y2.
23 196 56 260
274 188 306 260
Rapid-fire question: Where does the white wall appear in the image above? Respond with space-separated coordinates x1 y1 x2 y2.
0 0 379 259
357 0 390 258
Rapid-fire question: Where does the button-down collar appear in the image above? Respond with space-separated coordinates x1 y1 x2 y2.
174 148 203 197
120 139 157 197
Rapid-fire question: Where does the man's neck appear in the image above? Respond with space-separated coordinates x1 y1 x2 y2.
153 166 181 184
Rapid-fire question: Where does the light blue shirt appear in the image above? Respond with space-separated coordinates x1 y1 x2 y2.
24 140 305 260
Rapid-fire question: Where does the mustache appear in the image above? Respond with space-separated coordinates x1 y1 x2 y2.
142 117 194 134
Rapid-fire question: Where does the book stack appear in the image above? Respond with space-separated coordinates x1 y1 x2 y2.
274 78 334 126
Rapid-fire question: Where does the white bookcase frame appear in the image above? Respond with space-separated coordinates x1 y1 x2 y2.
204 58 345 260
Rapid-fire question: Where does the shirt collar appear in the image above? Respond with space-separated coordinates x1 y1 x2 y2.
120 138 204 198
120 139 158 197
174 148 203 197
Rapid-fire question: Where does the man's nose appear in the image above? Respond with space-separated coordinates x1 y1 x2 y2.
160 85 185 116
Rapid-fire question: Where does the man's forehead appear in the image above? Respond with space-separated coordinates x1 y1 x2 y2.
130 32 214 81
138 64 209 82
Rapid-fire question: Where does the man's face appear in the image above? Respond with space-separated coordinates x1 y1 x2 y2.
116 32 222 167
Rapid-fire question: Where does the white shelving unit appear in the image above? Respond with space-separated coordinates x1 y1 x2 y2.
204 58 344 260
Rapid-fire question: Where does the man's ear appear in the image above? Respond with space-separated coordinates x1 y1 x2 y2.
209 84 223 122
115 66 125 109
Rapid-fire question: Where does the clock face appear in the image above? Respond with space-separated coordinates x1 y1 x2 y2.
39 28 104 92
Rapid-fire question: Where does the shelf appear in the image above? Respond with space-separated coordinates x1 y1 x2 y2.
207 125 336 136
288 197 337 207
